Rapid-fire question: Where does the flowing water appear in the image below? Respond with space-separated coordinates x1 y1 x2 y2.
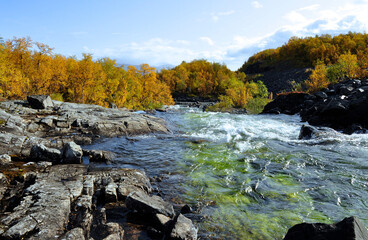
87 106 368 239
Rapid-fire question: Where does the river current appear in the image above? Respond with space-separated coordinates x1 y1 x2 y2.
87 106 368 239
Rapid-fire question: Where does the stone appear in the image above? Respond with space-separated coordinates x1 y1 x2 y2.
126 191 175 218
0 154 11 164
27 95 54 109
2 215 38 239
155 213 172 230
339 85 354 95
60 227 85 240
108 102 117 109
298 125 316 140
313 91 328 99
83 149 116 164
170 214 198 240
62 142 83 164
262 93 309 115
283 216 368 240
105 181 118 203
180 204 192 214
30 144 61 163
321 99 348 114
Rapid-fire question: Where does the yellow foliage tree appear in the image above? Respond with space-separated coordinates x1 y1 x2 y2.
305 62 328 92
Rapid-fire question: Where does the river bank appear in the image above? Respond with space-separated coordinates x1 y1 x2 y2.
0 95 197 240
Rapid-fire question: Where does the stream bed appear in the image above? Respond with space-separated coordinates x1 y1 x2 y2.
87 106 368 239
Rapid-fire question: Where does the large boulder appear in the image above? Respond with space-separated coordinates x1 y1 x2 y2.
62 142 83 164
262 92 309 115
283 216 368 240
27 95 54 109
30 144 61 163
126 191 175 218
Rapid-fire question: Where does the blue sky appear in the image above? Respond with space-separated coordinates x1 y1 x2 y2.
1 0 368 70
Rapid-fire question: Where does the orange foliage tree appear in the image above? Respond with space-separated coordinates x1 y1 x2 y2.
0 37 174 110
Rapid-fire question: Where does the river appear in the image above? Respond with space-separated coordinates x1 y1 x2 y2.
87 105 368 239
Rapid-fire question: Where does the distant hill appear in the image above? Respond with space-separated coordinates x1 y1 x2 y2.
238 32 368 93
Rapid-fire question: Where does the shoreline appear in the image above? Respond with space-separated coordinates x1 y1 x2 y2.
0 95 197 240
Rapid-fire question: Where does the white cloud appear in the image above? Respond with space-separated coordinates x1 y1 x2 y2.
85 1 368 70
200 37 214 46
252 1 263 9
284 11 307 24
211 10 235 22
298 4 320 11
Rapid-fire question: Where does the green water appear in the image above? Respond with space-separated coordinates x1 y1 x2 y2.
171 108 368 239
89 106 368 239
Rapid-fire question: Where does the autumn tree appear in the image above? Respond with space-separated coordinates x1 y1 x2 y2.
305 62 328 92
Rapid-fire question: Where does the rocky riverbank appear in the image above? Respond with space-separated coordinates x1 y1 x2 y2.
0 95 197 240
262 79 368 134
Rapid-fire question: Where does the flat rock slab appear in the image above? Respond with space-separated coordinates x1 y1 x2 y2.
126 191 175 218
1 164 86 239
0 99 170 157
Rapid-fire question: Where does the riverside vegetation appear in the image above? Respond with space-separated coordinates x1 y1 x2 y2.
0 36 271 113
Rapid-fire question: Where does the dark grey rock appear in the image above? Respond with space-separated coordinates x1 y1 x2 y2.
60 227 85 240
83 149 116 164
27 95 54 109
339 85 354 95
262 93 309 115
298 125 316 140
126 191 175 218
62 142 83 164
321 99 348 114
170 214 198 240
30 144 61 163
180 204 192 214
283 216 368 240
314 91 328 99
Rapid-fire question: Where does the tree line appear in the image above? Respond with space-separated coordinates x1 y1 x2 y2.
0 37 173 109
0 37 271 111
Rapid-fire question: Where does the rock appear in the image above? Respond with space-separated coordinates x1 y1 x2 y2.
321 99 348 114
2 215 38 239
126 191 175 218
314 91 328 99
339 85 354 95
0 154 11 164
60 228 85 240
105 181 118 203
283 216 368 240
262 93 309 115
83 149 116 164
298 125 317 140
62 142 83 164
180 204 192 214
0 100 170 157
298 124 342 140
30 144 61 163
27 95 54 109
155 213 172 230
108 102 117 109
169 214 198 240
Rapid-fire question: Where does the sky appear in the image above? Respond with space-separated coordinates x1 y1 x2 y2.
1 0 368 70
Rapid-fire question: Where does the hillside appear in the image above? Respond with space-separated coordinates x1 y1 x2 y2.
239 59 312 94
238 32 368 94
